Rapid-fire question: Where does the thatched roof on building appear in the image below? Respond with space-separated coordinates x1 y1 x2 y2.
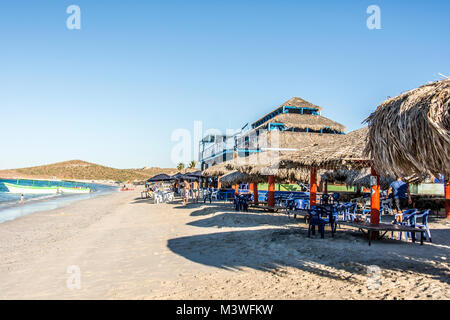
233 132 340 169
364 79 450 177
204 127 369 184
280 127 370 170
237 130 341 152
283 97 323 111
251 97 322 127
254 113 346 133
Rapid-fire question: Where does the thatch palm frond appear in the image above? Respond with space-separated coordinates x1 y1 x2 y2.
364 79 450 177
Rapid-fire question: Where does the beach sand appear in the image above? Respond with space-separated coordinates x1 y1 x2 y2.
0 189 449 300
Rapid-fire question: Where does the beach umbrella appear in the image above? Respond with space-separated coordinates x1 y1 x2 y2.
147 174 175 182
171 172 184 179
177 174 199 181
185 171 202 178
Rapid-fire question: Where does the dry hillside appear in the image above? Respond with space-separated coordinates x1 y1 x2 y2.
0 160 193 182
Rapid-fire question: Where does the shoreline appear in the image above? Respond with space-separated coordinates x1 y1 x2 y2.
0 185 118 224
0 176 121 187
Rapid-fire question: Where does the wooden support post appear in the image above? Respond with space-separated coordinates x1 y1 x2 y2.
217 176 221 190
324 181 328 194
268 176 275 207
250 183 259 204
370 166 380 225
310 167 317 208
445 179 450 219
234 184 239 195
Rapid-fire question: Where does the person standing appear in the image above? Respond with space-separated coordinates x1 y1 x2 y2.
193 179 199 203
387 176 412 218
175 180 180 196
183 179 191 206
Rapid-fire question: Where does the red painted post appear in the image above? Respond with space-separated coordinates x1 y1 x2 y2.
234 184 239 195
249 182 256 203
324 181 328 194
254 183 259 204
370 166 380 225
217 176 222 189
445 179 450 219
310 167 317 207
268 176 275 208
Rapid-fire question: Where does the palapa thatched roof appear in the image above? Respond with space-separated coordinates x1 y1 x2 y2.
321 169 353 184
364 79 450 177
283 96 323 111
219 171 268 187
225 151 314 183
234 132 339 168
280 127 370 170
252 97 322 126
202 161 233 177
254 113 346 133
321 168 427 190
321 168 393 190
237 130 341 153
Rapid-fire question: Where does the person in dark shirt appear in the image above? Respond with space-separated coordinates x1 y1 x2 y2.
387 176 412 215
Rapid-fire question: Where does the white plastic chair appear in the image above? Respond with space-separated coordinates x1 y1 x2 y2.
210 190 219 201
154 191 164 204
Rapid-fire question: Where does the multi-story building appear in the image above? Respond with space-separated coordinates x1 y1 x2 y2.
199 97 346 170
198 133 237 171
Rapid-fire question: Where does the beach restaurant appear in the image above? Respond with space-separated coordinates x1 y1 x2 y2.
203 79 450 227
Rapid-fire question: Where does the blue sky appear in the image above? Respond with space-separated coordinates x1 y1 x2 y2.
0 0 449 169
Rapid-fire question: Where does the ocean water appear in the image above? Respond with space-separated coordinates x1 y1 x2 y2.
0 179 118 223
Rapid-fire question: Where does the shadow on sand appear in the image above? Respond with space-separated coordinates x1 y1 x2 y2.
167 217 450 285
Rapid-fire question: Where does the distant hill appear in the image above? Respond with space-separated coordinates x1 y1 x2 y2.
0 160 195 182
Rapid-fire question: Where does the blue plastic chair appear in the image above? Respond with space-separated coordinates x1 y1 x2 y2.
413 210 432 242
234 193 251 212
332 193 340 205
392 209 417 241
285 197 308 219
307 206 337 238
321 193 330 205
307 208 326 238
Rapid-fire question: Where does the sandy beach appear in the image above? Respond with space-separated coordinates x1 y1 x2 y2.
0 189 449 300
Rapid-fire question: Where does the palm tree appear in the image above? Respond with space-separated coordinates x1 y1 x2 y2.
188 160 197 169
177 163 185 171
